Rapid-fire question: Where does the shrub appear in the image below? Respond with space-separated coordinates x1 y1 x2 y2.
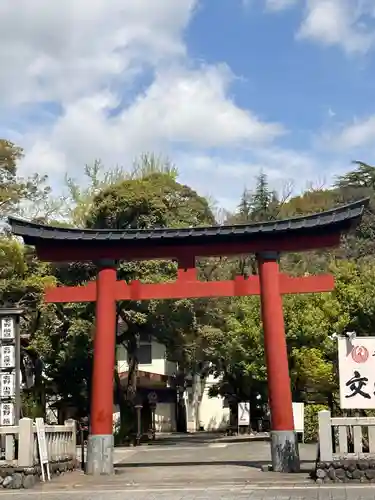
304 403 329 442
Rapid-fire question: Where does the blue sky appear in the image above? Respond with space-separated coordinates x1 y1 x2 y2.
189 1 372 129
1 0 375 211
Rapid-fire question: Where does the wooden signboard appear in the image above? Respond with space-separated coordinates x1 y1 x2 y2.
292 402 305 442
238 402 250 426
35 418 51 481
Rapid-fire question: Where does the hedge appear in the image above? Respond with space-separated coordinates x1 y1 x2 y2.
304 403 329 442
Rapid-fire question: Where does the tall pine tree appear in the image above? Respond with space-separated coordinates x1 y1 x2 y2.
233 172 280 276
235 172 279 223
236 188 252 223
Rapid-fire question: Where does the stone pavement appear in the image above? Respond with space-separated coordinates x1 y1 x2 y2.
141 431 271 446
9 439 375 498
2 485 375 499
72 440 317 488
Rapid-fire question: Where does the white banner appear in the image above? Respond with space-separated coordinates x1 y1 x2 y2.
292 402 304 433
238 402 250 426
338 337 375 409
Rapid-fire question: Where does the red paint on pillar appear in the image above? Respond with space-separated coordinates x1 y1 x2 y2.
45 273 334 303
258 255 294 432
90 265 117 436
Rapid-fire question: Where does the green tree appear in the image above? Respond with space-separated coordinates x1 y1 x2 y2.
0 237 56 416
207 257 375 421
249 171 278 221
86 170 215 438
23 154 187 428
278 160 375 261
62 154 179 227
233 172 279 224
0 140 52 221
87 172 214 230
229 173 281 278
334 161 375 259
11 150 375 439
337 161 375 189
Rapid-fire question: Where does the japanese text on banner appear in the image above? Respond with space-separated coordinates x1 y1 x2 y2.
338 337 375 409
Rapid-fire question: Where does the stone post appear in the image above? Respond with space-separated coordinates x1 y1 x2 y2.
65 419 77 459
18 418 34 467
318 410 333 462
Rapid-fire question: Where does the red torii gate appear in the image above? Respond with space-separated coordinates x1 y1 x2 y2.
8 199 367 475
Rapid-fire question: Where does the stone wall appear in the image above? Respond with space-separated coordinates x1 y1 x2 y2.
0 458 78 489
315 460 375 483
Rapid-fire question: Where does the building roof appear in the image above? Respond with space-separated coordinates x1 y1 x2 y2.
7 199 369 261
8 198 369 244
118 370 173 387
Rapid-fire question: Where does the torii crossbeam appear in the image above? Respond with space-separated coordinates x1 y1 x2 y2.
45 271 335 303
7 198 369 476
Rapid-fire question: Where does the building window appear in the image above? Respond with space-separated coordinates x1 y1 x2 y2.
138 343 152 365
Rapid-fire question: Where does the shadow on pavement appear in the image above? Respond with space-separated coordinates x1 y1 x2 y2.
203 436 270 444
120 433 270 447
114 459 314 473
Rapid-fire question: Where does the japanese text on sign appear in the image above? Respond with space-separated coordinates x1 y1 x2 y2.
0 317 15 340
35 418 49 465
0 402 14 426
338 337 375 409
0 345 15 369
0 373 15 398
238 402 250 426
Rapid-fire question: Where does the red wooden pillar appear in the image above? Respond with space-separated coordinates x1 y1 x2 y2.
257 252 300 472
86 260 117 475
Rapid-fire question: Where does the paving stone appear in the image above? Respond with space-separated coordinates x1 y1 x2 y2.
9 439 375 499
4 486 375 500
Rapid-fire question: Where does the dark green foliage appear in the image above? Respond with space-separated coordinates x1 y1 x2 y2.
234 172 279 224
5 142 375 443
87 173 215 230
304 404 329 442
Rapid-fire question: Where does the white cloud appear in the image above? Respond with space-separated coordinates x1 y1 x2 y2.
0 0 196 106
120 65 285 148
261 0 375 54
0 0 284 194
0 0 354 212
19 64 285 181
175 146 342 207
297 0 375 54
325 116 375 149
265 0 298 12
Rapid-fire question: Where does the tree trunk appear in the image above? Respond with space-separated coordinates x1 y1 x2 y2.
114 369 135 442
113 333 139 443
125 333 139 403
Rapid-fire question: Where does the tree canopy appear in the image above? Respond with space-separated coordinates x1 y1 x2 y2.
2 142 375 439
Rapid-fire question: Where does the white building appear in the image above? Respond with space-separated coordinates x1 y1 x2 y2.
185 372 231 433
116 335 229 433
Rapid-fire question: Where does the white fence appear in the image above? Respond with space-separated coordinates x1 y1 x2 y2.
0 418 76 467
318 410 375 462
